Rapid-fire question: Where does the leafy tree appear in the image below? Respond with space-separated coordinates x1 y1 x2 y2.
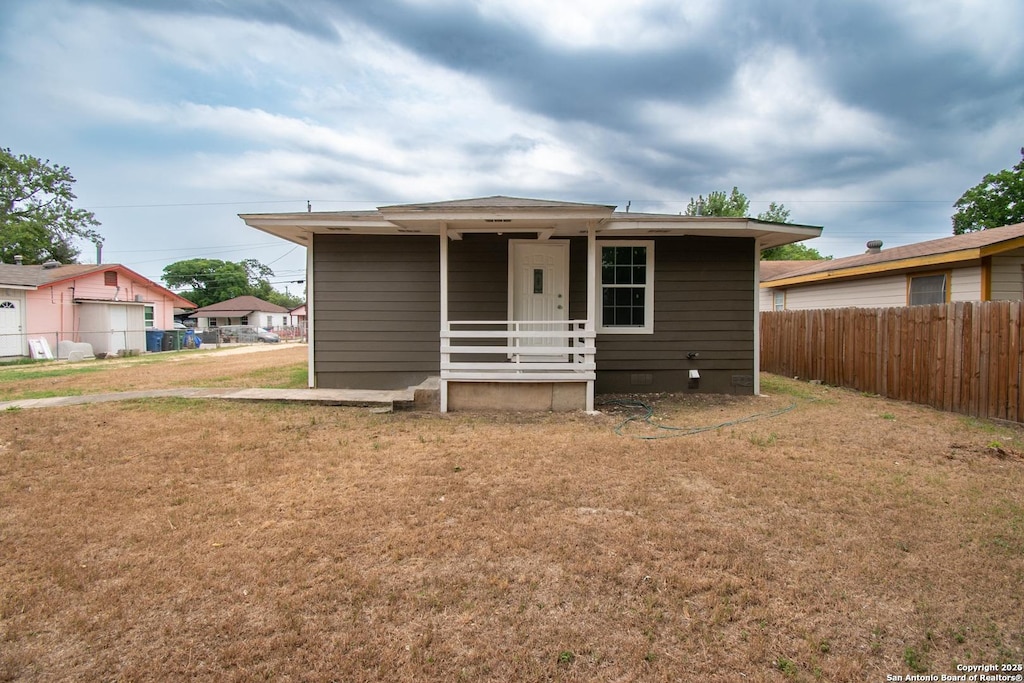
162 258 279 308
760 242 828 260
0 147 102 264
952 148 1024 234
264 289 304 309
756 200 828 260
685 186 827 260
757 201 791 224
685 186 749 217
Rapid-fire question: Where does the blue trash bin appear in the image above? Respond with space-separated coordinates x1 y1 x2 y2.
145 329 164 352
183 329 201 349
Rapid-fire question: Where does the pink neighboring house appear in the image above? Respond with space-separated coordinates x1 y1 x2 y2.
0 262 196 358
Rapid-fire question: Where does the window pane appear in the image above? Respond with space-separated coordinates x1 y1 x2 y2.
909 274 946 306
633 265 646 285
599 243 651 331
533 268 544 294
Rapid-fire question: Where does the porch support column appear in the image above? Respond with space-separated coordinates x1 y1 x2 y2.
586 220 596 413
752 238 761 396
439 222 449 412
306 234 315 388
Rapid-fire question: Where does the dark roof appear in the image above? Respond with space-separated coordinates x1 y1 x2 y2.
0 263 102 287
759 260 826 281
191 295 290 315
762 222 1024 285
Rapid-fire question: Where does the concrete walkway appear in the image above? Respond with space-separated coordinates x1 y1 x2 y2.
0 386 423 412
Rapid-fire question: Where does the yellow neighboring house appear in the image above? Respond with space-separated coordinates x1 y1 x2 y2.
760 222 1024 311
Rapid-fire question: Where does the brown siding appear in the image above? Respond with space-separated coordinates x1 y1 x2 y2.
313 235 440 389
448 234 509 320
586 236 756 394
312 233 755 395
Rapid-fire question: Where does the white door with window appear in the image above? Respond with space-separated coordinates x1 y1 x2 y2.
0 300 23 356
510 240 569 360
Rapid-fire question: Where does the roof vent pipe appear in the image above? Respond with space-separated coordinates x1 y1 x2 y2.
865 240 883 254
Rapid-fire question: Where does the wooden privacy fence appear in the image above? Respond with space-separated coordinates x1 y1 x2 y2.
760 301 1024 423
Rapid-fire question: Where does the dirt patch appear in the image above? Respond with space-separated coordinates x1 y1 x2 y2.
1 368 1022 681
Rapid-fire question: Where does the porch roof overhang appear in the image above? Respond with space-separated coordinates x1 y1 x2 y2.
240 204 822 249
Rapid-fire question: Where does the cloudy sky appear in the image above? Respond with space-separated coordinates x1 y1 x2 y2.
2 0 1022 291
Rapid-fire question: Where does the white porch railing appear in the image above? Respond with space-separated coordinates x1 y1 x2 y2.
440 320 595 382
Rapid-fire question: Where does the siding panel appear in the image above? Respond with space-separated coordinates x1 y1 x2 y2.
588 236 756 394
991 252 1024 300
313 235 440 389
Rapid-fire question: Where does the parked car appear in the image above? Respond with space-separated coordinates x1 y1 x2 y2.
257 329 280 343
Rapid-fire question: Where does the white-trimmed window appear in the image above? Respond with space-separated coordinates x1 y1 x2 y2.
597 240 654 334
144 306 155 328
908 273 948 306
773 290 785 311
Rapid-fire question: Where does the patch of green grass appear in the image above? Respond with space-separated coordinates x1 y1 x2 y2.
557 651 575 665
749 432 778 448
287 364 308 388
200 362 307 389
882 412 896 420
0 357 49 367
3 389 85 400
760 374 817 399
760 374 837 404
903 646 927 673
775 657 798 677
0 365 106 383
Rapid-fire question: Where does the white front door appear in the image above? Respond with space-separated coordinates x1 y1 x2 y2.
510 240 569 360
0 300 22 356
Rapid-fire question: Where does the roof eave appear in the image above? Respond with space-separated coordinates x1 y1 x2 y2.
600 218 822 247
763 248 984 288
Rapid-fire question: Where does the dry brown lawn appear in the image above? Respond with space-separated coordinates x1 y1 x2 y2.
0 344 308 401
1 349 1022 681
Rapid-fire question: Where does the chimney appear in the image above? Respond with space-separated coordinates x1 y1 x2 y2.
13 255 23 266
865 240 883 254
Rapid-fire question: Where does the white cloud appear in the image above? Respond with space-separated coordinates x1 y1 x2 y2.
473 0 720 51
873 0 1024 70
639 45 897 165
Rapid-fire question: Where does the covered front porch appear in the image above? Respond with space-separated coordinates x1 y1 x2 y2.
438 219 602 412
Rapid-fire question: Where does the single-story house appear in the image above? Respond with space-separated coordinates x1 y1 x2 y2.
0 261 197 358
189 295 292 329
761 222 1024 311
240 196 821 411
